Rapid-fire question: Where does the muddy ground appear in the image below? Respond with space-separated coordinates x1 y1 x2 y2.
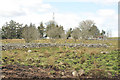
0 64 120 80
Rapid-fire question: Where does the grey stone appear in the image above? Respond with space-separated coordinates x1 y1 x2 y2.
1 43 109 51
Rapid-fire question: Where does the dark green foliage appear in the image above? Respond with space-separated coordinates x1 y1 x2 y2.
1 20 23 39
38 22 45 38
89 25 100 38
66 28 73 39
101 30 106 36
1 19 107 40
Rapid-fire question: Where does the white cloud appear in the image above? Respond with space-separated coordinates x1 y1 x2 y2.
46 11 118 37
76 0 118 4
0 10 118 37
97 9 116 16
95 9 118 37
0 0 52 17
55 13 80 30
0 0 118 37
0 0 52 26
58 9 118 37
44 0 119 4
0 0 24 17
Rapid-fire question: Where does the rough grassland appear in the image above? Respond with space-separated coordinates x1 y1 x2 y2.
1 39 119 79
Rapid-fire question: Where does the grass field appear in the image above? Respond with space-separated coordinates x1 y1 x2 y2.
1 38 119 45
1 39 119 78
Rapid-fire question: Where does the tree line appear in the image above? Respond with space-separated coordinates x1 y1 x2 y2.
1 20 106 42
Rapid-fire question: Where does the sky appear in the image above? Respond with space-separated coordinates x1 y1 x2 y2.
0 0 119 37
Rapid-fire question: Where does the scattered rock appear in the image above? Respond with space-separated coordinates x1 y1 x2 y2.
61 72 65 76
100 51 104 54
1 65 120 79
107 72 112 78
59 62 63 65
61 76 66 78
109 43 112 45
78 69 85 76
72 71 78 77
101 51 109 54
28 50 32 53
0 75 5 78
105 51 109 54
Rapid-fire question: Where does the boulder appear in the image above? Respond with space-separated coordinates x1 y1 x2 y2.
28 50 32 53
72 71 78 77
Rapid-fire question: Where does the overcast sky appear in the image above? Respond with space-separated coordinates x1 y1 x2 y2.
0 0 118 37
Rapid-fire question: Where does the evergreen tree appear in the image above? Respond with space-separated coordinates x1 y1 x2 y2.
1 20 23 39
89 25 100 38
38 22 45 38
101 30 106 36
66 28 73 39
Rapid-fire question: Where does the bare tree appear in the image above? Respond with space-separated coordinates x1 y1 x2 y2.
45 20 65 39
79 20 95 39
47 25 65 39
45 20 57 37
72 28 81 42
22 23 39 43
